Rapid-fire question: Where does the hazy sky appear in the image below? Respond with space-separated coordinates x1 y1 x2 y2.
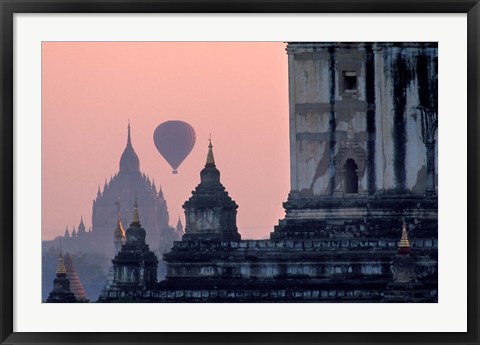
42 42 290 240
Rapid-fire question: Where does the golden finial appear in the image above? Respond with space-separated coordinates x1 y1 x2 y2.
205 135 216 167
398 219 411 255
132 197 140 225
114 219 125 239
114 200 125 239
56 252 67 276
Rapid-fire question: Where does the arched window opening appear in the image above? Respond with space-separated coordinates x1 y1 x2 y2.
344 159 359 193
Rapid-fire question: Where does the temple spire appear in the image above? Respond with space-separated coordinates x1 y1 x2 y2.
176 216 183 232
206 136 215 167
114 200 125 242
77 216 86 237
119 121 140 173
398 220 411 255
131 198 141 226
47 249 76 303
158 185 164 198
56 252 67 277
127 120 132 147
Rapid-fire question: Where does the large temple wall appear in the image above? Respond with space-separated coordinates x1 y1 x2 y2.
288 43 438 197
376 46 438 193
165 238 437 279
157 238 437 303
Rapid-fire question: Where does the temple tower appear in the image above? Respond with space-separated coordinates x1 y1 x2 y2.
77 217 86 237
102 207 127 294
90 123 176 254
175 217 184 235
46 252 77 303
391 221 417 283
273 42 438 241
285 42 437 198
385 221 427 302
109 201 159 291
182 140 240 241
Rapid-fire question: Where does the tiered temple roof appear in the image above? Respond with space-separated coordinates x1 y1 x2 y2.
182 140 240 241
64 253 88 302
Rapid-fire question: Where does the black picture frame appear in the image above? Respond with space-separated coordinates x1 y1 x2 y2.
1 1 479 344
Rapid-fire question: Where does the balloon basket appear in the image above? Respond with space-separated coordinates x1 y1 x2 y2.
173 170 178 174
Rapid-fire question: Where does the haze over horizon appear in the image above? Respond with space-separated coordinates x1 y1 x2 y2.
42 42 290 241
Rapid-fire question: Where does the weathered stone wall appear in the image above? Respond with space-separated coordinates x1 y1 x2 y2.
278 194 437 230
288 43 438 197
163 237 436 289
99 286 437 303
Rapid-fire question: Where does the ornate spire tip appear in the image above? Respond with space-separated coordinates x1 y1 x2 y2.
56 252 67 276
205 136 215 167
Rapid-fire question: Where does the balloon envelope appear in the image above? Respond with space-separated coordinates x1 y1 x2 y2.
153 121 196 174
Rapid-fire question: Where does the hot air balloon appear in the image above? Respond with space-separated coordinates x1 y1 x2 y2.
153 120 196 174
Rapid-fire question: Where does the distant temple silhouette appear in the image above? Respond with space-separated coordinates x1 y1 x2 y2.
43 123 181 256
89 122 180 255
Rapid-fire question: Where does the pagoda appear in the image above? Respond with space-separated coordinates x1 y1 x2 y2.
102 204 126 291
46 252 77 303
385 221 429 302
98 201 159 301
182 139 240 241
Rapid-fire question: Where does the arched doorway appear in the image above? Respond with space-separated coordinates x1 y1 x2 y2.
344 159 358 193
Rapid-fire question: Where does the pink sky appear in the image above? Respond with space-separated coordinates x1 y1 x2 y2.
42 42 290 240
